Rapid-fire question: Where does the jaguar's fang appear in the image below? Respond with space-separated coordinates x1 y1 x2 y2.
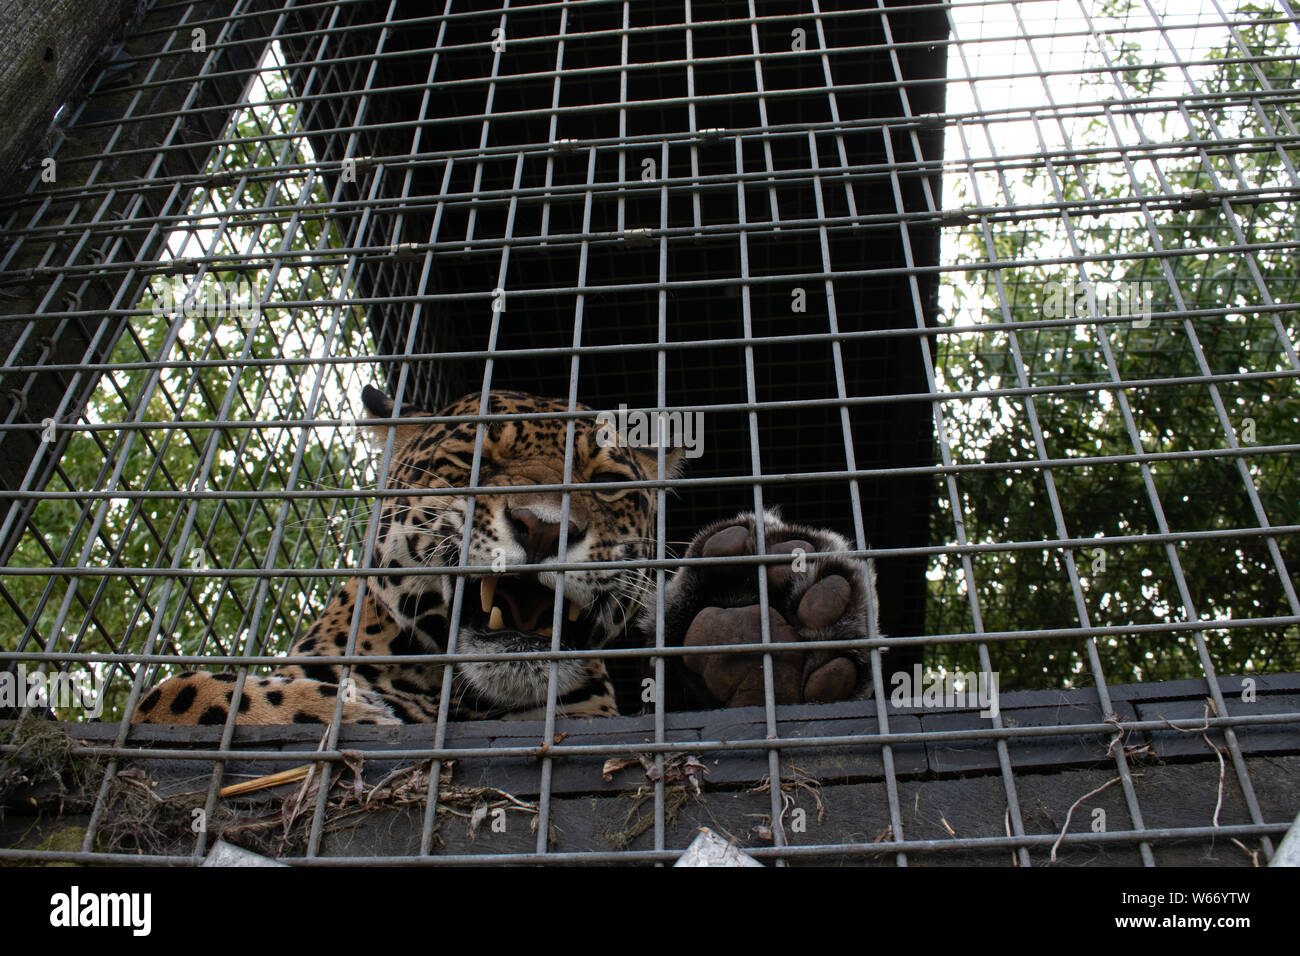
567 599 581 622
480 576 497 613
488 606 505 630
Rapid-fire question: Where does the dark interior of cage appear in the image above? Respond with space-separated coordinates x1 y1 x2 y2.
277 0 947 709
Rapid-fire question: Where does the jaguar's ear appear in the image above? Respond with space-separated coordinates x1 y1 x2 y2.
360 385 419 446
361 385 394 419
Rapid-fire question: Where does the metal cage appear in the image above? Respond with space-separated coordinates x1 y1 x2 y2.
0 0 1297 866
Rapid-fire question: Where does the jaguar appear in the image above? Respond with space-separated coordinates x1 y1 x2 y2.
132 387 878 725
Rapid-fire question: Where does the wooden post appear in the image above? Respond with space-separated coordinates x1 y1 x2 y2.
0 0 139 185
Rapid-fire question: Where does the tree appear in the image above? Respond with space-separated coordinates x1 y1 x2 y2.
927 1 1299 689
2 58 367 720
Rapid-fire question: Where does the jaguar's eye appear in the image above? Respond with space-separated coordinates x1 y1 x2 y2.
588 471 630 496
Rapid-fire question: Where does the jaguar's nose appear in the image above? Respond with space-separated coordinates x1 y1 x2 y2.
508 507 586 564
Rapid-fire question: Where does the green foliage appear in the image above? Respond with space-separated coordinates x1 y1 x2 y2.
927 2 1300 689
2 56 372 721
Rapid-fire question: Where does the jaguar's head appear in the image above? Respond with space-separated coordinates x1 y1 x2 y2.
360 386 684 709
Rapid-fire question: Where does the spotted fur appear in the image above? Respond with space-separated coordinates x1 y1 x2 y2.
134 388 683 726
134 387 879 727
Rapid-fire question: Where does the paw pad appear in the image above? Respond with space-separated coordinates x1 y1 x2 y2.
796 574 851 629
803 656 857 702
668 514 870 708
765 539 813 589
683 605 804 707
701 524 751 558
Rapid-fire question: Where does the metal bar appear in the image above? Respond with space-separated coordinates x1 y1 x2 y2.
1 0 1296 869
0 820 1289 866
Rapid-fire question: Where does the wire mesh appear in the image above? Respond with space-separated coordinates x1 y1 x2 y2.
0 0 1297 866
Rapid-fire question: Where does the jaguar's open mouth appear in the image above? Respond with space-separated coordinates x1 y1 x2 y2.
466 575 595 649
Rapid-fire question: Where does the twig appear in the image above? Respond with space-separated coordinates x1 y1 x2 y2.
1103 713 1127 758
1005 808 1019 867
1102 713 1154 761
1229 838 1260 867
219 765 312 798
277 729 331 849
1158 702 1225 828
115 769 166 803
748 765 826 828
365 763 426 804
1205 732 1226 828
1158 703 1211 735
1050 775 1125 863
